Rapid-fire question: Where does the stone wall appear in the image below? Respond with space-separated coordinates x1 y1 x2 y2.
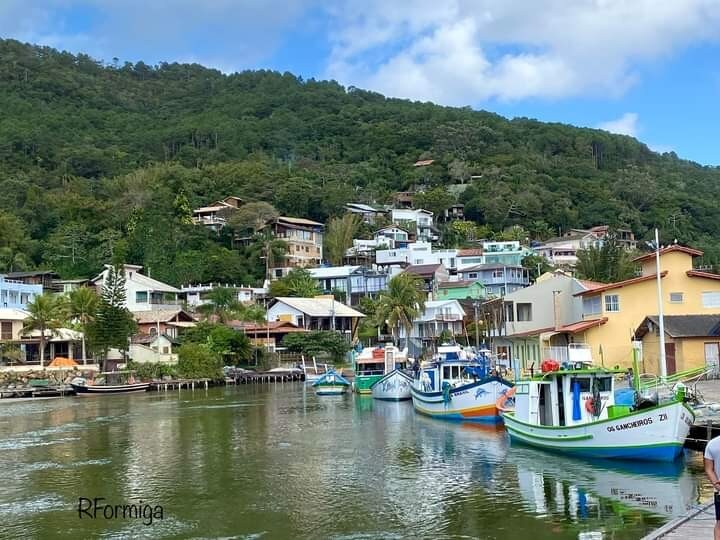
0 369 95 387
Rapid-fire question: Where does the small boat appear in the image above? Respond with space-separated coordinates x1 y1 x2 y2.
371 369 413 401
354 345 413 398
312 369 350 396
502 359 695 462
410 344 513 423
70 371 150 396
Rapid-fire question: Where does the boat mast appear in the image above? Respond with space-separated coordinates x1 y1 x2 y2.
655 228 667 381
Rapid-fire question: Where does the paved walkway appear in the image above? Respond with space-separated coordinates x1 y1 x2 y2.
642 501 715 539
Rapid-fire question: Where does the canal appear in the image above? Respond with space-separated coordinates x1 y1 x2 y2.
0 383 711 539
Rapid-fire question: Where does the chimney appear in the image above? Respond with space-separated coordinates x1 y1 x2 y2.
552 290 562 331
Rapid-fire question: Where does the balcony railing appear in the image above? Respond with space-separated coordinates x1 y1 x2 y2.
543 343 592 364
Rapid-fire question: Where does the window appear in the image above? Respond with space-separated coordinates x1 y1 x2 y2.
571 377 591 392
464 257 482 264
517 303 532 322
414 259 424 264
505 302 514 322
0 322 12 340
492 269 504 278
702 292 720 308
583 296 602 316
604 294 620 312
136 291 148 303
669 292 684 303
468 273 478 279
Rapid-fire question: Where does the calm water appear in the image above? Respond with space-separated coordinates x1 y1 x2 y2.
0 384 711 539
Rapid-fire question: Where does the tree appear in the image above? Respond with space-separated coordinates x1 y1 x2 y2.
197 287 243 323
324 213 361 265
282 331 353 363
413 186 455 218
177 343 223 379
575 235 638 283
205 325 252 365
86 265 137 367
522 254 554 282
67 287 99 364
23 293 67 367
269 268 321 298
227 201 279 234
374 273 426 347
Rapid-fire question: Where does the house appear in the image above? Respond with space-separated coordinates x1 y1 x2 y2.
129 334 178 364
441 203 465 222
458 264 530 297
193 195 244 231
92 264 182 313
436 280 486 301
456 248 484 272
393 191 414 209
266 297 365 340
344 226 411 265
390 209 437 242
19 328 88 365
0 275 42 309
375 242 458 272
134 309 196 339
181 283 268 307
481 241 533 266
228 320 308 352
264 216 324 279
345 203 385 224
403 264 449 299
53 279 91 294
534 231 601 267
374 226 411 249
308 266 390 305
0 308 28 341
3 270 59 294
397 300 466 358
634 315 720 375
586 225 637 250
556 244 720 372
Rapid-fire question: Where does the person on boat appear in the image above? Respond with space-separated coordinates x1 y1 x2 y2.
624 368 634 387
703 435 720 540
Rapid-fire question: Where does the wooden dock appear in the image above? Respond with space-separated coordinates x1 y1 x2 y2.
230 370 305 384
642 501 715 539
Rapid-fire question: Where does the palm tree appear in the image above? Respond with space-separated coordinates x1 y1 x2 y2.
374 273 426 349
23 293 66 368
68 287 99 364
197 287 243 323
324 213 361 266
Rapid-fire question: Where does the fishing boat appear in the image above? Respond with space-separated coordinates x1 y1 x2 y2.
369 345 413 401
70 371 150 396
501 359 694 462
312 369 351 396
410 344 514 422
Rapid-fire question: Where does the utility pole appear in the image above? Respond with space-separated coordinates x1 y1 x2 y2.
655 228 667 381
473 300 480 350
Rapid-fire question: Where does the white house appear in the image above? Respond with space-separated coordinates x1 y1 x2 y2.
267 297 365 340
397 299 466 357
533 231 601 268
129 334 178 364
390 209 436 242
181 282 268 307
375 242 459 272
92 264 182 313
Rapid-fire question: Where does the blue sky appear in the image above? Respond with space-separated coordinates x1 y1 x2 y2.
2 0 719 165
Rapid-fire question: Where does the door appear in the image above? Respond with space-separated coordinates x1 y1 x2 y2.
665 343 677 375
705 343 720 374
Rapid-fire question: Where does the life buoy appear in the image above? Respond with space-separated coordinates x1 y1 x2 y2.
585 397 594 413
585 395 601 416
496 386 516 412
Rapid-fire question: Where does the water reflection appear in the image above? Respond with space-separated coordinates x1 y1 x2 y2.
0 384 707 539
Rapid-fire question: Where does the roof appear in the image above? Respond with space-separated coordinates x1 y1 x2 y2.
437 280 483 289
308 266 361 279
508 326 555 338
461 263 524 272
635 315 720 339
0 308 28 321
687 270 720 281
134 309 195 324
457 248 483 257
633 245 704 263
556 318 608 334
131 333 179 345
271 297 365 318
229 321 308 335
404 263 443 277
577 279 606 290
413 159 435 166
345 203 381 213
22 328 83 341
375 225 410 234
92 264 181 294
193 205 227 213
573 271 667 297
273 216 324 228
4 270 59 278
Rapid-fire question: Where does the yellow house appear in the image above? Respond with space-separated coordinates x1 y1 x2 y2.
634 315 720 374
550 245 720 372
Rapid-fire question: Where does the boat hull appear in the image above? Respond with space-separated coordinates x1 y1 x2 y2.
371 370 412 401
71 383 150 396
315 385 348 396
411 377 513 423
503 400 694 462
354 374 383 394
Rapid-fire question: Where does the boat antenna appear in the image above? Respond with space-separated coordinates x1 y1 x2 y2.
655 228 667 382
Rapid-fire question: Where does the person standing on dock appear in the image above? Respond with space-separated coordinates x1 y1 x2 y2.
703 435 720 540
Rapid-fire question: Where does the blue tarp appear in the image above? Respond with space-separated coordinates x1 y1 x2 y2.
614 387 636 406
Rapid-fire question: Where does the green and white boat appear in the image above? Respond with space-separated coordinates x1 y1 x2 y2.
312 369 351 396
502 361 694 462
353 345 411 395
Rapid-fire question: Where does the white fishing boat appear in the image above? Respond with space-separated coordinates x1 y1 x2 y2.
410 344 513 422
70 371 149 396
371 369 413 401
352 345 413 400
502 359 694 461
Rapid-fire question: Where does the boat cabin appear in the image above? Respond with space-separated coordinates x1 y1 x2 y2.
416 345 491 393
514 369 618 427
355 346 409 376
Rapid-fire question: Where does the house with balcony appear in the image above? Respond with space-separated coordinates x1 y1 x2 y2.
134 309 196 338
534 231 601 268
3 271 60 294
390 209 437 243
264 216 324 279
267 297 365 340
181 283 268 308
375 226 410 249
458 264 530 297
192 196 244 232
229 320 308 352
403 264 449 299
375 242 458 274
397 300 466 358
92 264 183 313
0 276 42 309
456 248 485 273
481 241 533 266
308 266 390 306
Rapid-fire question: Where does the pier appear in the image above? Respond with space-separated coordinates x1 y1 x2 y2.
642 501 715 539
229 370 305 384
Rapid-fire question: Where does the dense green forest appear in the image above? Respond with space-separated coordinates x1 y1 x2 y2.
1 38 719 287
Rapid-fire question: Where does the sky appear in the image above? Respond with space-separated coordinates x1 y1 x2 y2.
2 0 720 165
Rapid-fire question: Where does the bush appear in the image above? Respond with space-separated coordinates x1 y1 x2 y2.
282 331 352 364
125 360 178 381
177 343 223 380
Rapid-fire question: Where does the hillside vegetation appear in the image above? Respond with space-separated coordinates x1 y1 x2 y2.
1 38 719 286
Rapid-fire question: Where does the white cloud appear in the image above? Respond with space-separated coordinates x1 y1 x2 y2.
597 113 640 136
325 0 720 104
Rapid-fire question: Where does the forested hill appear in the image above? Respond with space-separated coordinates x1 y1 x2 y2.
1 38 719 286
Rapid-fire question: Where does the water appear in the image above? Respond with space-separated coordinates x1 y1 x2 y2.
0 384 710 539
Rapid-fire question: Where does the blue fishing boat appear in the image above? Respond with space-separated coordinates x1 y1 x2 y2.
312 369 351 396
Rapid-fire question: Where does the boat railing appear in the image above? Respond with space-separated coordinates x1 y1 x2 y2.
356 369 385 376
